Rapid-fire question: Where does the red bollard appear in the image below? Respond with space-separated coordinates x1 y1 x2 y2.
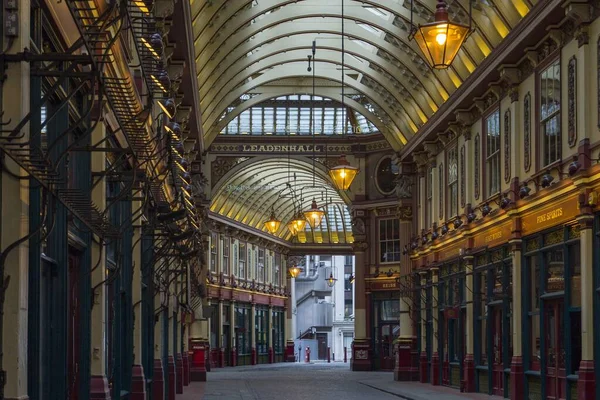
344 347 347 363
327 347 331 363
305 347 311 363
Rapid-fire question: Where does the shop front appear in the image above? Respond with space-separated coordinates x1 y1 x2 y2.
367 279 401 371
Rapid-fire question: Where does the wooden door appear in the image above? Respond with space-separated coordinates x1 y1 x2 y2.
491 307 504 396
317 333 327 360
379 324 398 370
67 253 80 399
545 301 566 400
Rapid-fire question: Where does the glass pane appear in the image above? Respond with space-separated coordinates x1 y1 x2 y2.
569 244 581 307
545 248 564 293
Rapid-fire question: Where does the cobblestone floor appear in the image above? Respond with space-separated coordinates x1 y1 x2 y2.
178 362 502 400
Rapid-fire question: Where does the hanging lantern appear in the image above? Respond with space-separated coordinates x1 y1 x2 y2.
287 212 307 236
325 272 337 288
264 209 281 234
410 0 471 69
289 265 302 278
303 199 325 229
328 154 359 190
158 98 176 119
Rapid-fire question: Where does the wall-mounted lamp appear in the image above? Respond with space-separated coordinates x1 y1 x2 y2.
453 216 463 229
540 170 554 188
440 222 449 235
158 98 177 119
499 193 512 209
519 181 531 199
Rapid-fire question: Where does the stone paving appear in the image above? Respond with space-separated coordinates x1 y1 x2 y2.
178 362 503 400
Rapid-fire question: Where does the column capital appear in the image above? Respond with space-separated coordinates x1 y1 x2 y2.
352 241 368 253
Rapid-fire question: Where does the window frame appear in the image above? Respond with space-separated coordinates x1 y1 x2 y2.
222 236 230 275
379 218 401 263
484 108 501 199
238 242 246 280
210 232 218 273
447 144 459 219
537 57 562 169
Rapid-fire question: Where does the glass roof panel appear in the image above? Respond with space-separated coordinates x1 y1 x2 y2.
220 95 379 135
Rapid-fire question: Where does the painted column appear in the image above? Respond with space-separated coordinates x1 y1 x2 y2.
189 310 206 381
395 213 416 381
217 300 224 367
463 255 475 392
285 273 296 362
230 301 237 366
153 291 165 400
419 271 428 383
351 242 370 371
577 213 595 399
131 200 146 399
167 305 176 400
431 268 440 385
509 238 524 400
89 123 111 399
268 306 274 363
251 303 257 365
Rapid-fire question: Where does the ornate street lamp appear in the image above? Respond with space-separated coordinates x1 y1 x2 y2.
329 154 359 190
409 0 472 69
289 265 302 278
287 211 307 236
264 208 281 234
325 272 337 288
303 199 325 229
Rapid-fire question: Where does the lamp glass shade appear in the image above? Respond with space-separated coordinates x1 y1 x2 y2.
287 213 307 236
158 98 176 119
303 199 325 229
289 266 301 278
328 155 359 190
412 21 470 69
264 211 281 234
326 273 337 288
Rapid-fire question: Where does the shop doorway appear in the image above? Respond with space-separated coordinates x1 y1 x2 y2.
491 306 504 396
378 323 399 370
544 300 566 400
317 333 328 359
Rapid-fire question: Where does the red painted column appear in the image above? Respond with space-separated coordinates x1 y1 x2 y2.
90 376 111 399
189 339 207 381
175 353 184 394
182 351 190 386
419 351 428 383
510 356 524 400
431 352 440 385
577 360 596 400
394 339 416 381
167 356 176 399
285 341 295 362
218 347 225 368
152 359 164 400
130 364 146 400
231 347 237 367
251 347 257 365
463 353 476 392
268 347 274 364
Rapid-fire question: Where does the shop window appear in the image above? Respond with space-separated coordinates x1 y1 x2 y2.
447 145 459 218
539 59 561 167
345 274 352 291
274 253 280 286
479 270 488 366
344 299 353 319
239 242 246 280
258 248 265 282
210 232 218 273
379 218 400 263
210 305 219 349
255 308 268 355
222 236 230 275
568 242 581 307
426 166 433 228
527 253 541 370
485 109 500 197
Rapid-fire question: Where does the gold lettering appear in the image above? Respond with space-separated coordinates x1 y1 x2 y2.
485 231 502 243
536 207 563 224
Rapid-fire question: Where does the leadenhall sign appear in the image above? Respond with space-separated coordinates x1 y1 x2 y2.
239 144 325 153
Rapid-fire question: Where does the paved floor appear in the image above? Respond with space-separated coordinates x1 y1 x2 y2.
178 363 502 400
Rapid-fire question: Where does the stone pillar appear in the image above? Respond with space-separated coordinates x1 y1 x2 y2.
431 268 440 385
509 238 524 400
463 255 475 392
175 313 183 394
89 123 111 399
268 306 274 363
131 200 146 400
189 314 206 381
577 213 595 399
419 272 428 383
395 294 415 381
351 242 370 371
182 318 190 386
153 293 165 400
217 300 224 367
167 309 176 400
251 303 257 365
285 274 296 362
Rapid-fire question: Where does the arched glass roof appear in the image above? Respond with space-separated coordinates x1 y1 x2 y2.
192 0 535 150
219 95 378 136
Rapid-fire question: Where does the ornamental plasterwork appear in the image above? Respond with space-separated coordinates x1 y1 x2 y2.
474 134 480 200
568 56 577 147
211 157 251 187
504 109 511 184
524 93 531 172
460 145 465 209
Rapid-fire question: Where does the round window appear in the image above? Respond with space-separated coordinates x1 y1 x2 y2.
375 156 399 195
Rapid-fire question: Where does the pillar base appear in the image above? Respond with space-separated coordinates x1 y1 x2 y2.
285 341 295 362
268 347 274 364
394 339 418 381
130 365 146 400
350 339 371 371
218 348 225 368
167 356 176 400
431 352 440 386
577 360 595 400
182 352 190 386
463 354 475 392
175 354 184 394
152 359 164 400
510 356 524 400
251 347 257 365
231 347 237 367
90 375 111 399
419 352 428 383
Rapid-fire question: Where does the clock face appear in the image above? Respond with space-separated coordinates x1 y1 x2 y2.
375 156 399 195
